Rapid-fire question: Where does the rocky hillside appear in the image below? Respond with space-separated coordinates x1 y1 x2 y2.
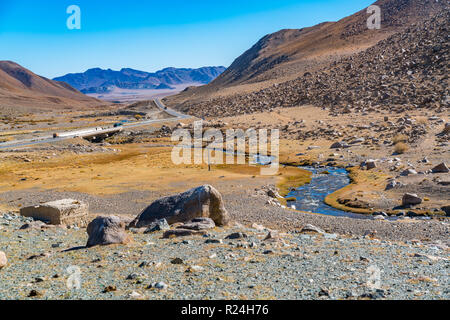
167 0 447 108
215 0 448 86
54 66 226 94
178 7 449 118
0 61 103 111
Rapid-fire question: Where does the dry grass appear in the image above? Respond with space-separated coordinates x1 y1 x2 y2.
393 134 408 144
394 142 409 154
0 142 301 197
276 168 312 197
324 167 389 214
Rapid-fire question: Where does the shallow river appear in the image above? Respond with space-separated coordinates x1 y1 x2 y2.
286 166 370 219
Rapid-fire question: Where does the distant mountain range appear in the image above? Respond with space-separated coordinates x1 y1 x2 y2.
53 66 226 94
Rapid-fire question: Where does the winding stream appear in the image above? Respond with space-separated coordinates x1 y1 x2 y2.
286 166 370 219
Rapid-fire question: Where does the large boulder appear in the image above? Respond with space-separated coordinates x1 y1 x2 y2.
0 251 7 269
402 193 422 206
129 185 230 228
86 216 131 247
20 199 89 227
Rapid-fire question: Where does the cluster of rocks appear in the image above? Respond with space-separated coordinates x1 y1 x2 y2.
105 128 168 144
154 125 173 138
254 185 289 209
15 185 231 248
178 9 449 118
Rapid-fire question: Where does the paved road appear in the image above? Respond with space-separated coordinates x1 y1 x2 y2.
0 99 190 150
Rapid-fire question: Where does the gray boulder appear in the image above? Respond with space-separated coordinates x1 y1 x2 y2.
87 216 131 247
402 193 422 206
129 185 230 228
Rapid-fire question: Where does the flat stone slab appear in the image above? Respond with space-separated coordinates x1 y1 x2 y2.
20 199 89 227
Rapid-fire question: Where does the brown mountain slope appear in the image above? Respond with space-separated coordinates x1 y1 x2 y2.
0 61 104 113
166 0 447 107
176 7 449 118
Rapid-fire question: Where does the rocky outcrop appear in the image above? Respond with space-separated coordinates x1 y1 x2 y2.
129 185 230 228
86 216 131 247
20 199 89 227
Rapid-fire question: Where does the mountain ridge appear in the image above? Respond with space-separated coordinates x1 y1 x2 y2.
54 66 226 94
0 61 104 112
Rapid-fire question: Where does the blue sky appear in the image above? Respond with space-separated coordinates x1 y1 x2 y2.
0 0 374 78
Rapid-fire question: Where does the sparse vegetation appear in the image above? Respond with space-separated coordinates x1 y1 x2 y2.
394 142 409 154
393 134 408 144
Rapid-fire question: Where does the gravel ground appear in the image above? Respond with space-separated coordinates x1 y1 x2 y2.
0 212 448 300
1 185 449 243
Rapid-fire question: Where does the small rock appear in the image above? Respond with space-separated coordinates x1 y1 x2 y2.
170 257 184 265
441 206 450 217
0 251 7 269
163 229 208 238
103 286 117 293
129 291 144 300
318 288 330 297
149 282 168 290
178 217 216 231
143 219 170 233
263 231 281 242
225 232 248 240
432 163 449 173
373 211 388 217
186 265 204 273
205 239 223 244
365 160 377 170
402 193 422 206
28 290 42 298
401 169 418 176
301 224 325 234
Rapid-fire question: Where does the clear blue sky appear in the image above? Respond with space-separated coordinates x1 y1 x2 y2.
0 0 374 78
